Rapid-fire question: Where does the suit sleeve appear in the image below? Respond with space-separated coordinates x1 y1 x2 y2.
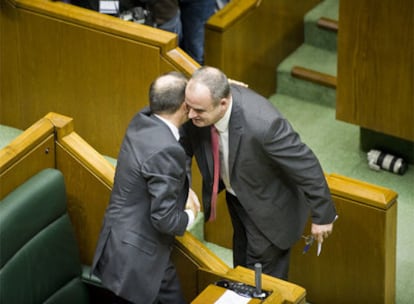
263 116 337 224
141 145 189 236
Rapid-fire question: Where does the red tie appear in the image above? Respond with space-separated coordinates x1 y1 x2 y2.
209 125 220 221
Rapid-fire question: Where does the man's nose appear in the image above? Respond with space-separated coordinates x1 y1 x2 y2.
188 108 197 119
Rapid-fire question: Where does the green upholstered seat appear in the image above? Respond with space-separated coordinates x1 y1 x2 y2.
0 169 90 304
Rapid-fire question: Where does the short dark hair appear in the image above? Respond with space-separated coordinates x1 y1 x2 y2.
149 71 187 114
190 66 230 106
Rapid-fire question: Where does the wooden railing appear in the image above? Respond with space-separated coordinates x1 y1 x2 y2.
0 112 306 303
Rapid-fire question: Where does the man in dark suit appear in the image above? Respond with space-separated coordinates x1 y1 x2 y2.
180 66 337 280
91 71 199 304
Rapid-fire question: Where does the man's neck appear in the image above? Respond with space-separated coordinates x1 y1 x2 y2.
158 113 180 128
154 113 181 141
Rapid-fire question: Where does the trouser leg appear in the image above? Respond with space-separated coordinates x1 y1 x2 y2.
225 192 291 280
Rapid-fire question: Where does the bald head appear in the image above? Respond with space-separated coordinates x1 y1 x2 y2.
185 67 232 127
149 71 187 115
187 66 230 106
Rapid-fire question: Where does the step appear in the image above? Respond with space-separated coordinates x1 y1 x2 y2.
291 66 336 89
276 44 337 107
304 0 339 52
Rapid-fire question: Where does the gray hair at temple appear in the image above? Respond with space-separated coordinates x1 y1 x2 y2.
190 66 231 106
149 71 188 114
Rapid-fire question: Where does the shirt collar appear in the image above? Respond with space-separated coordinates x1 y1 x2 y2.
154 114 180 141
214 96 233 133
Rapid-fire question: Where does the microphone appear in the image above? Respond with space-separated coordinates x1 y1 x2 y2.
253 263 265 298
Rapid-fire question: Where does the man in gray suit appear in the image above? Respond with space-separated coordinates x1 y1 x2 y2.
92 71 199 304
180 66 337 280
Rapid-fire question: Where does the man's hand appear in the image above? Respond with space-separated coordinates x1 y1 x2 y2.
228 78 248 87
312 215 338 243
186 188 200 218
311 222 334 244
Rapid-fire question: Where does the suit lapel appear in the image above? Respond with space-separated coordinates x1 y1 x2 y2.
201 127 215 179
228 89 244 179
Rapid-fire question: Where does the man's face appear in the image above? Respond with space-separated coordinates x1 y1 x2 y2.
185 81 227 127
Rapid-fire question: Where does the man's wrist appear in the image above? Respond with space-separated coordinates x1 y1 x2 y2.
185 209 195 228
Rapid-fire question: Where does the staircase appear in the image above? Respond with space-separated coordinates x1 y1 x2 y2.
272 0 338 109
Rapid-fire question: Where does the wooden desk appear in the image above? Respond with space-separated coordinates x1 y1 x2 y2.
194 267 304 304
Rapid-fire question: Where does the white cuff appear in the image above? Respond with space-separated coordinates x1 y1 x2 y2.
185 209 195 228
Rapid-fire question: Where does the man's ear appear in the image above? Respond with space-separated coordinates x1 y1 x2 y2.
181 102 189 114
220 97 229 108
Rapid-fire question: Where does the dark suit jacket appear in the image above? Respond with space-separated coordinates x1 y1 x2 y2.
92 108 189 303
180 85 337 250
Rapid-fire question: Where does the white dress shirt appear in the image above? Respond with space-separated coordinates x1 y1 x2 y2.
214 97 236 196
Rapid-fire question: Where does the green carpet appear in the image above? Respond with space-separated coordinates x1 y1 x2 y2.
276 44 337 107
304 0 338 52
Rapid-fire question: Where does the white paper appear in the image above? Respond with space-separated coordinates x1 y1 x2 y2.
214 290 251 304
99 1 119 14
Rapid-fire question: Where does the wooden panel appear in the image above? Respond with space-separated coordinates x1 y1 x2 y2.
204 191 232 248
205 0 321 97
0 117 55 199
0 117 54 172
337 0 414 141
0 0 22 126
173 232 230 302
0 135 55 199
16 11 161 156
56 141 113 265
288 174 397 303
0 0 198 157
289 197 396 303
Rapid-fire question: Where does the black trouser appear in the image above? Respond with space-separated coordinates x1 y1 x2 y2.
110 260 185 304
226 192 291 280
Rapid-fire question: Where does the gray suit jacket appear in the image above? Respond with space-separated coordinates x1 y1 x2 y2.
181 85 336 250
92 108 189 303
